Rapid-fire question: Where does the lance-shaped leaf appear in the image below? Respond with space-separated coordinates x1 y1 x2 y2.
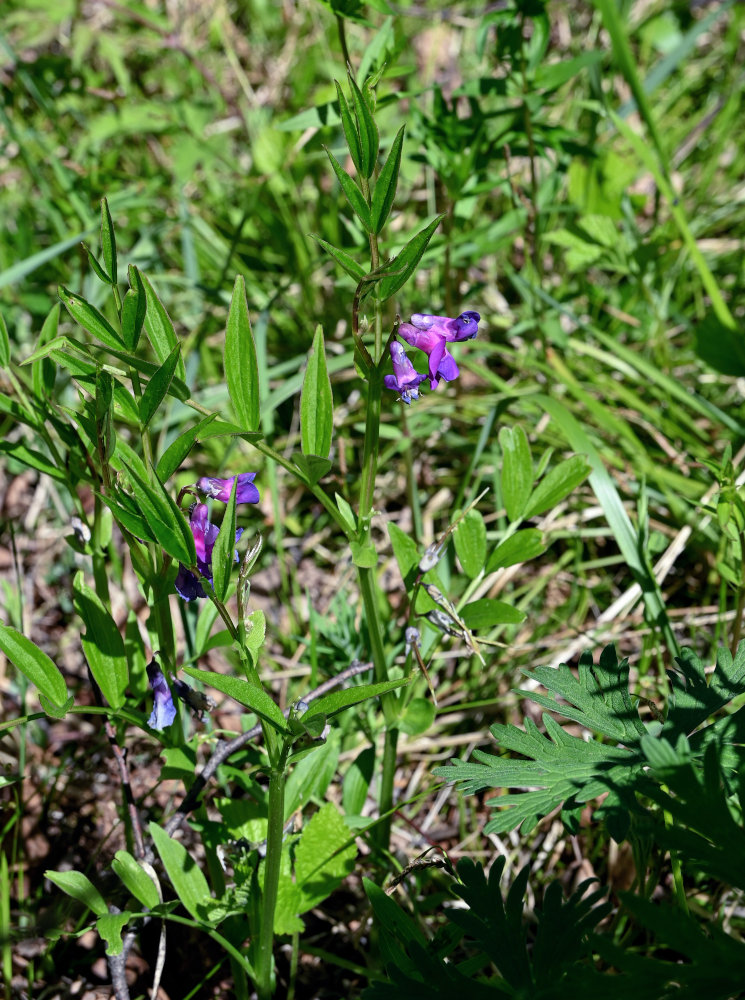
500 425 533 522
155 414 218 483
182 667 290 734
210 477 238 603
138 344 181 429
58 287 124 351
112 851 160 909
325 149 372 231
310 237 366 281
523 454 592 519
371 125 405 234
73 572 128 710
100 197 117 285
0 309 9 367
149 823 213 923
348 73 379 178
123 463 196 566
369 215 444 303
301 326 333 460
225 275 260 432
121 265 147 352
45 870 108 916
139 270 187 381
301 677 408 726
0 624 68 707
334 79 362 174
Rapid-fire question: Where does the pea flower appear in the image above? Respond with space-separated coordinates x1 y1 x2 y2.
174 502 244 601
383 341 427 404
397 310 480 390
197 473 259 505
147 661 177 731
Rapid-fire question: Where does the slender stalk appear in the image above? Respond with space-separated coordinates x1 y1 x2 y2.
730 528 745 655
257 742 289 1000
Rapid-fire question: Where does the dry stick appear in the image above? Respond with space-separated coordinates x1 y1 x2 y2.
106 720 146 859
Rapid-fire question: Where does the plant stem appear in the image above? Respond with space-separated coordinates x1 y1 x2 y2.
257 742 289 1000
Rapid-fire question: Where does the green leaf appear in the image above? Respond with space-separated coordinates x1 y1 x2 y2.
325 148 372 231
182 667 290 734
523 454 591 519
0 309 10 367
45 870 107 916
32 305 60 397
388 521 419 592
123 463 196 566
155 415 218 483
500 425 533 522
294 803 356 910
149 823 212 923
400 697 435 736
350 540 377 567
121 265 147 352
348 73 379 178
211 477 238 602
301 326 333 460
485 529 546 574
225 274 260 432
342 745 375 816
139 270 187 381
371 124 404 234
453 508 487 579
310 236 366 281
96 912 130 956
335 493 357 534
460 599 526 629
82 244 112 286
374 215 444 302
334 79 362 174
39 694 74 719
0 440 65 482
0 624 68 707
73 572 128 710
58 287 124 350
302 678 408 723
138 344 182 429
112 851 160 909
292 453 332 487
100 197 117 285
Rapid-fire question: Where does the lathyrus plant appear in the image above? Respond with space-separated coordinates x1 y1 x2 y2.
0 71 587 998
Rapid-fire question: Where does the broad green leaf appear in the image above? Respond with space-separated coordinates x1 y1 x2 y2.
139 270 187 381
371 125 405 234
311 236 366 281
58 287 124 350
211 477 238 602
225 275 260 432
325 149 372 231
292 453 332 487
149 823 212 923
388 521 419 591
302 678 408 723
0 624 67 706
523 454 592 519
112 851 159 909
348 73 379 178
155 414 217 482
294 803 356 909
485 529 546 574
453 508 487 578
0 310 9 367
182 667 290 734
285 734 341 818
121 265 146 352
0 440 65 482
96 912 130 956
334 79 362 174
350 540 377 567
460 599 525 629
32 305 60 397
500 425 533 522
374 215 444 302
301 326 333 459
400 697 435 736
123 463 196 566
73 572 128 710
342 745 375 816
100 197 117 284
335 493 357 534
138 344 181 429
45 870 107 916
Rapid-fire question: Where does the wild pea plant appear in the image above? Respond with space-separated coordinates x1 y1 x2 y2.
0 71 591 997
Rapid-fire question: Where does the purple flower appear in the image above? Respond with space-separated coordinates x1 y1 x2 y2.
147 661 177 731
174 503 244 601
197 473 260 505
383 341 427 404
397 310 480 390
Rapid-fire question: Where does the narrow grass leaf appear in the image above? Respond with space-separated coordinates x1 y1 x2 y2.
138 344 181 429
45 871 107 917
211 477 238 602
58 287 124 350
139 270 187 380
225 274 260 432
301 325 333 459
149 823 212 923
73 572 128 710
500 425 533 522
100 197 117 284
0 310 9 367
371 125 405 234
182 667 290 734
325 149 372 231
0 624 68 707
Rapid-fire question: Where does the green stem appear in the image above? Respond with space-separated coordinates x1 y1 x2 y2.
257 742 289 1000
377 725 399 849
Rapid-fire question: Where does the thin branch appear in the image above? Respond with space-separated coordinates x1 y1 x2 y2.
106 720 145 859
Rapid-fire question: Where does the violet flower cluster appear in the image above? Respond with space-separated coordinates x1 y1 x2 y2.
174 473 259 601
384 310 480 404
